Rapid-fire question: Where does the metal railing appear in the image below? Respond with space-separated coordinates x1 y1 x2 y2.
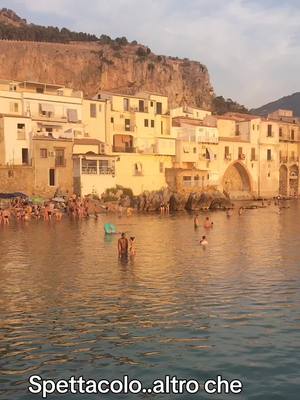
113 146 136 153
55 157 66 167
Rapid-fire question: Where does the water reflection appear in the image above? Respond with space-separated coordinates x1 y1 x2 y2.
1 203 300 399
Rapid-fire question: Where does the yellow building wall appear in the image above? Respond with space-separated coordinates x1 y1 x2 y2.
82 99 107 142
115 154 173 195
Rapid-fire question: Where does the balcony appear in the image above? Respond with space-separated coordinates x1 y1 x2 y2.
113 124 135 133
289 156 299 163
113 146 136 153
99 166 115 175
280 156 288 163
55 157 66 167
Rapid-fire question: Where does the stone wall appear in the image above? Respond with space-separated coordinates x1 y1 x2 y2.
0 165 34 195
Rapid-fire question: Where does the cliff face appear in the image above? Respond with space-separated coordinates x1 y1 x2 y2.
0 40 213 108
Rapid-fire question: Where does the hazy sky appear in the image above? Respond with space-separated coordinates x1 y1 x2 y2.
2 0 300 108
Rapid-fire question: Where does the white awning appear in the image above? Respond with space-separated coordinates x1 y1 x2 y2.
40 103 54 112
67 109 78 122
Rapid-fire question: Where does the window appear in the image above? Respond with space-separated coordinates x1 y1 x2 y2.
49 169 55 186
238 147 243 156
90 103 97 118
139 100 145 112
36 87 44 94
183 176 192 187
40 148 48 158
134 162 143 176
22 148 29 164
82 159 97 174
251 148 256 161
193 147 197 153
279 127 282 137
17 123 25 139
125 118 131 131
111 117 114 123
159 162 164 173
267 124 272 137
194 175 200 186
252 124 255 130
151 120 155 128
10 102 18 113
235 125 240 136
99 159 109 173
156 102 162 114
291 129 295 141
150 101 154 107
55 148 65 167
123 98 129 111
224 146 230 159
99 104 102 112
267 149 272 161
161 121 164 135
144 119 149 127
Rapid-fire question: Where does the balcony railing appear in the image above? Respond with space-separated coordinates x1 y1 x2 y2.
289 156 299 163
55 157 66 167
99 167 115 175
113 146 136 153
113 124 135 132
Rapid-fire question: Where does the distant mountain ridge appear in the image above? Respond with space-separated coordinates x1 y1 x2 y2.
251 92 300 117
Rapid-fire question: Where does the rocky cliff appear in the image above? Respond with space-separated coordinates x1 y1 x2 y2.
0 39 213 108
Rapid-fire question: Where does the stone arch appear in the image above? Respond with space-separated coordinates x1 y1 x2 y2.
279 165 288 196
222 162 251 195
289 164 299 197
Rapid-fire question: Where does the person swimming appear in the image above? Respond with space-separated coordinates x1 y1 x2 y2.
200 235 208 245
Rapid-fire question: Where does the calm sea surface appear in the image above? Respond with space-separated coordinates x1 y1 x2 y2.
1 203 300 400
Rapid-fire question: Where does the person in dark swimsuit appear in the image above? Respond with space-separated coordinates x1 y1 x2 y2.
118 232 128 259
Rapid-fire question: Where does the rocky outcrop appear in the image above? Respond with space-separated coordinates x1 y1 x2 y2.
0 39 213 108
101 186 230 212
185 190 231 211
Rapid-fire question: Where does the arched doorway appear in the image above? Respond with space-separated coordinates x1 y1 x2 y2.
289 164 299 197
222 162 251 196
279 165 288 196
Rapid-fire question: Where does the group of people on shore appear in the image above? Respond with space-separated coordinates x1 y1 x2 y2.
0 195 99 225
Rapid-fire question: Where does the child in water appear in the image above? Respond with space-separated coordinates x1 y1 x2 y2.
129 236 136 256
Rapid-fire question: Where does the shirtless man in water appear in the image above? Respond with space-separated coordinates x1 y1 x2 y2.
118 232 128 259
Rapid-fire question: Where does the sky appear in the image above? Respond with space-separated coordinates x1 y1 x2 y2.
1 0 300 108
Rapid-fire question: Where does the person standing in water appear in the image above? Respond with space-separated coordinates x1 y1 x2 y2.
118 232 128 259
204 216 213 228
129 236 136 256
194 214 200 228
